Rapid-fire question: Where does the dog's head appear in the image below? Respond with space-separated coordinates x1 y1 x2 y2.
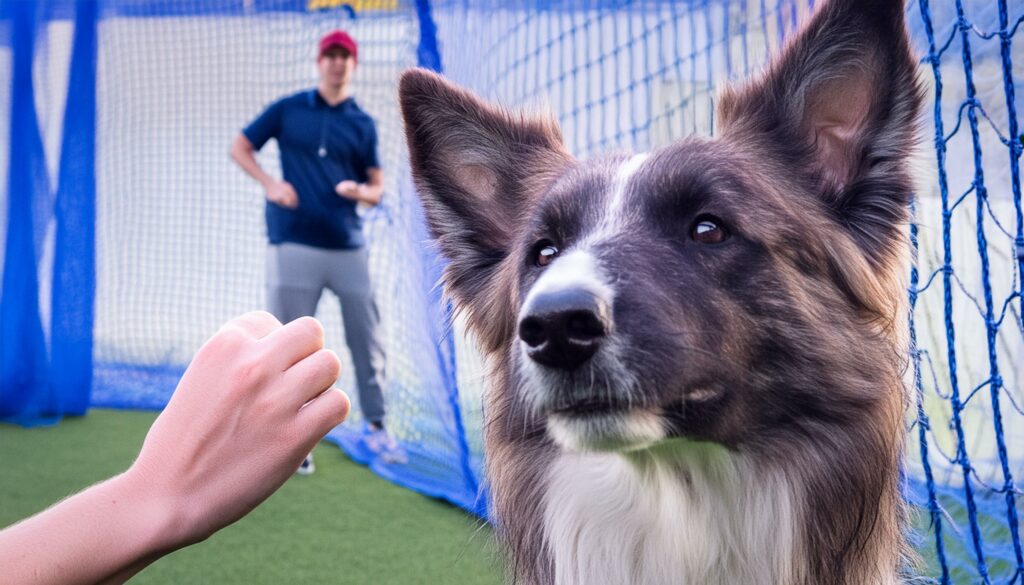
401 0 920 454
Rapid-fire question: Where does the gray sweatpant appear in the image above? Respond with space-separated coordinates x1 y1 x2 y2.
266 243 386 423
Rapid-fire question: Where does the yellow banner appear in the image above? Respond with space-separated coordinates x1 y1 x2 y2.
307 0 399 11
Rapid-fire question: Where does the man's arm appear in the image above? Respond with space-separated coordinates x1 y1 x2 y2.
335 167 384 206
0 312 349 585
230 134 299 208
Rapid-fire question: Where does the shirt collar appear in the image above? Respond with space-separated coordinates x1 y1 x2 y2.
308 89 355 110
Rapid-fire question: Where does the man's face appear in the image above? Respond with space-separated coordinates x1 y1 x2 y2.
317 47 355 88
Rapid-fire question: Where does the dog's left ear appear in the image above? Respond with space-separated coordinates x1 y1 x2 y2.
718 0 921 264
400 69 572 351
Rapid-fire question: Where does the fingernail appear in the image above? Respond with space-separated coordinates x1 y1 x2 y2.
333 388 351 419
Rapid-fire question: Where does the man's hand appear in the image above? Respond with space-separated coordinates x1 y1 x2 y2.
335 180 361 201
267 180 299 208
336 169 383 206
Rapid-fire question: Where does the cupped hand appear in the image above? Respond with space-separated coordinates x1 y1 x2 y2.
335 180 360 201
127 312 349 547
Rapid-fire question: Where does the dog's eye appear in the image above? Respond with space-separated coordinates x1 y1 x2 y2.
691 216 729 244
534 242 559 267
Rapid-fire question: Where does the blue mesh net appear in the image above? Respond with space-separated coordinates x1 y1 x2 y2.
1 0 1021 580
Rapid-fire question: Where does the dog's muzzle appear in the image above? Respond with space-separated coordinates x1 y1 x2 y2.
518 288 612 371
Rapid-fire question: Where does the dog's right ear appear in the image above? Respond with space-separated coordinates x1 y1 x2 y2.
717 0 921 271
400 69 572 349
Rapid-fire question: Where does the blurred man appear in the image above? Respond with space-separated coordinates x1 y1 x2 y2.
231 30 400 471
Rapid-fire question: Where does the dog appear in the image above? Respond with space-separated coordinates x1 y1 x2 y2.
400 0 921 582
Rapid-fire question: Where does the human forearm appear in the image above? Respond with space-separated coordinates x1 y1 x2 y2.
0 471 180 585
231 135 298 207
0 313 348 585
229 134 274 188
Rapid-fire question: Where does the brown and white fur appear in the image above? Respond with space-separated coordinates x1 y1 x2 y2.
400 0 922 583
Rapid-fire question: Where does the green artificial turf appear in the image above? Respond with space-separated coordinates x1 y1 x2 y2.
0 409 503 585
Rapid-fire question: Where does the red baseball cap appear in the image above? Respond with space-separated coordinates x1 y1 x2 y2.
318 30 358 61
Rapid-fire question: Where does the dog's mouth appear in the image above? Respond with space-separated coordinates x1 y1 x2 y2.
544 384 719 419
545 404 665 452
541 382 727 452
548 397 631 417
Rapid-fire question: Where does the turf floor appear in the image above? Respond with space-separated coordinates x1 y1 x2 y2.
7 409 1017 584
0 409 503 584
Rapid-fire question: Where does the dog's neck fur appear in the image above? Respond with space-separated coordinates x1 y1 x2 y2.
489 409 905 585
543 445 800 585
482 351 908 585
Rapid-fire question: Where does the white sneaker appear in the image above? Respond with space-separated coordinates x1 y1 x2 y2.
296 453 315 475
363 424 407 464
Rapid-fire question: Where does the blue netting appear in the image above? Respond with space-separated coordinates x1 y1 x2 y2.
1 0 1021 581
910 0 1023 582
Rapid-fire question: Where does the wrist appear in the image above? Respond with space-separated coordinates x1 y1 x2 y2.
115 467 191 554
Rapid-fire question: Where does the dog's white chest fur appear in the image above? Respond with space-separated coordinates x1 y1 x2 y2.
542 446 799 585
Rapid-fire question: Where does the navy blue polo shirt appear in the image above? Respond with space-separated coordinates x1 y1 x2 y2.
243 90 380 249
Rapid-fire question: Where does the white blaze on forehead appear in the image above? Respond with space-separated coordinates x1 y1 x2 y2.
521 250 614 317
520 155 648 319
586 153 649 245
611 153 650 216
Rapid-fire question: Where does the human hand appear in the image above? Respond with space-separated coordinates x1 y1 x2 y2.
127 312 348 548
267 180 299 208
335 180 361 201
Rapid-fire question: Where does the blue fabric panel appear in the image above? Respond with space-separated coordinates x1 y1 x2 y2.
410 179 485 516
413 0 482 512
414 0 443 73
0 1 54 425
50 0 98 417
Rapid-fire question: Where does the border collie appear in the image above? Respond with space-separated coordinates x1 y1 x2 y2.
400 0 921 582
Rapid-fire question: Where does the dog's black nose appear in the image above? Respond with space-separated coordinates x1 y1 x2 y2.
518 289 610 371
